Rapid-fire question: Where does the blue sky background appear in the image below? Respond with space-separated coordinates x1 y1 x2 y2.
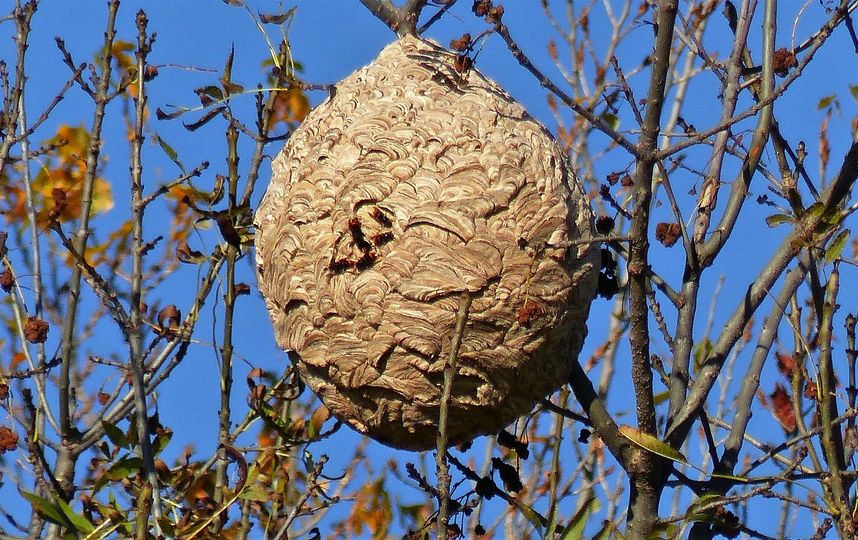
3 0 858 537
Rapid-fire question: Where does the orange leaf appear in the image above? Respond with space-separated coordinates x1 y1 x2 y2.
775 352 797 378
272 87 310 124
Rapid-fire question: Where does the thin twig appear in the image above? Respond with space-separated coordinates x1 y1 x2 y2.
51 0 120 506
128 11 163 536
491 19 638 157
436 291 472 540
658 0 855 161
140 162 209 208
418 0 457 34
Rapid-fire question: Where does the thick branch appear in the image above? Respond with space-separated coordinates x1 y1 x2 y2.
625 2 679 537
817 269 852 536
358 0 427 36
717 254 809 475
568 360 630 467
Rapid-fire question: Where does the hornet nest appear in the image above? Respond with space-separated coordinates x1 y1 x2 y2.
254 35 599 450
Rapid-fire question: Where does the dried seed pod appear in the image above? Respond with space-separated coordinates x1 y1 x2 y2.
254 36 599 450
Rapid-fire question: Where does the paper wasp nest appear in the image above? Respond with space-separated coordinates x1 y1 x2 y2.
255 35 598 450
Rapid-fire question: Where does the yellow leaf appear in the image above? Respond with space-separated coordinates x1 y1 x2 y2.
3 125 114 228
347 477 392 539
619 425 687 464
110 40 135 71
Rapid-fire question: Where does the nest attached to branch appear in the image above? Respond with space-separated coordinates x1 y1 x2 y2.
254 35 598 450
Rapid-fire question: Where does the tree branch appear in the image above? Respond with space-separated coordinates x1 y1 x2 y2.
717 254 809 476
491 19 638 157
625 2 679 537
436 291 472 540
52 0 120 507
666 139 858 446
128 12 162 537
358 0 427 36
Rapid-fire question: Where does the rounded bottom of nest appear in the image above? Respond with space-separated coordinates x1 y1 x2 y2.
295 309 588 451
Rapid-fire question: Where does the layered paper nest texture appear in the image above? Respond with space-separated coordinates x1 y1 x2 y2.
255 35 598 450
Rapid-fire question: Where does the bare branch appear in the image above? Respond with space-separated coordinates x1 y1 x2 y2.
667 140 858 446
358 0 427 36
491 19 638 157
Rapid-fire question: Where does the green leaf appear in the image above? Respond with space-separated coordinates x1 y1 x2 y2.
648 521 680 539
821 206 845 226
155 133 186 174
601 112 620 131
198 84 224 103
709 472 749 484
825 229 850 262
591 520 622 540
106 456 144 481
238 486 269 502
93 455 143 493
302 449 315 472
692 338 713 371
685 492 728 522
850 85 858 102
158 518 177 539
559 496 596 539
805 202 825 219
262 57 304 74
619 425 687 464
653 390 670 406
221 45 234 87
21 491 73 530
765 213 794 228
176 240 207 264
153 428 173 456
223 81 245 96
507 498 546 535
55 497 95 534
101 420 129 449
219 45 244 97
126 413 139 448
208 174 226 205
817 95 836 110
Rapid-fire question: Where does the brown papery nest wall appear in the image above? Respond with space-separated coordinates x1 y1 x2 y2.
254 35 599 450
